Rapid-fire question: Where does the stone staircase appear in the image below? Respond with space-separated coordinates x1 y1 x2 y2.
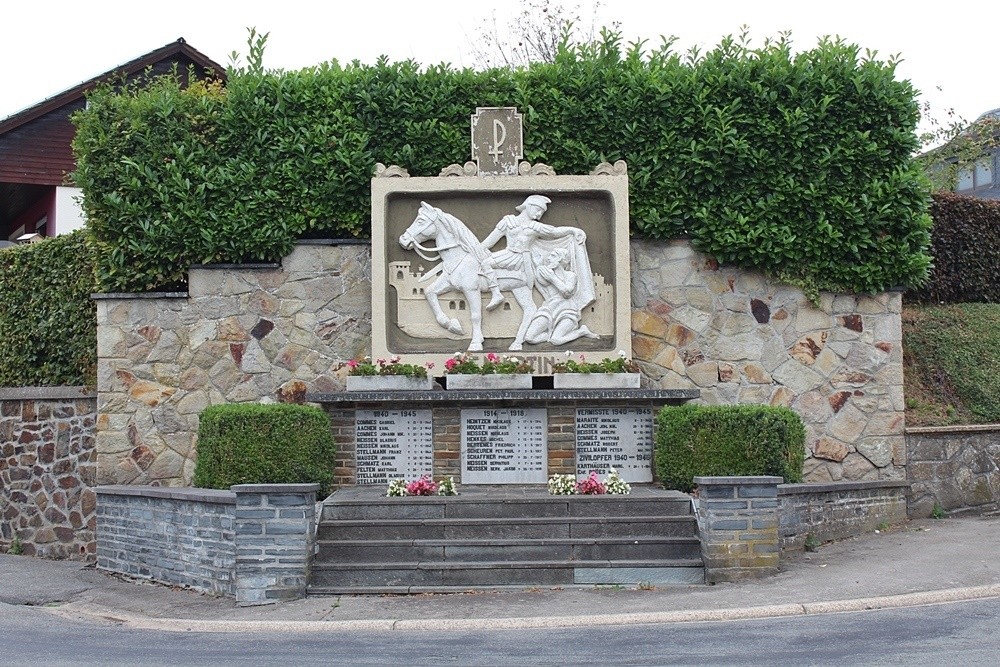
308 486 704 594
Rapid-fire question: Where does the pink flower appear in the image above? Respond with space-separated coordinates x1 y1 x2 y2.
405 475 438 496
425 362 435 370
347 359 358 369
445 358 457 371
486 352 499 363
390 355 401 364
576 471 606 495
377 358 386 365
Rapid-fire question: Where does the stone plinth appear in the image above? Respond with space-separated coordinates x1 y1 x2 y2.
311 389 696 487
233 484 319 606
694 476 781 583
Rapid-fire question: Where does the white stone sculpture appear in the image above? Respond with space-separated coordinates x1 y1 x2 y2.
398 196 598 352
524 248 599 345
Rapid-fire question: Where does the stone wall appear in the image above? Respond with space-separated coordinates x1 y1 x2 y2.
907 425 1000 518
779 480 909 550
96 484 319 605
0 387 96 559
694 476 781 582
631 239 905 483
96 486 237 595
95 239 903 486
94 242 371 486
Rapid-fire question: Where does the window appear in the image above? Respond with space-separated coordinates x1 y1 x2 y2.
955 156 996 192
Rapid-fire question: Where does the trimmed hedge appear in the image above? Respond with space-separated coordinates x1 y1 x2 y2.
0 231 97 386
655 404 805 492
72 31 931 294
193 403 336 495
908 192 1000 304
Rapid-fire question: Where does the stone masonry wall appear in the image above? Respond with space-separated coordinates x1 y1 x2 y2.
96 239 903 486
907 425 1000 518
0 388 97 559
631 239 905 483
779 481 908 550
96 484 318 604
96 486 237 596
95 242 371 486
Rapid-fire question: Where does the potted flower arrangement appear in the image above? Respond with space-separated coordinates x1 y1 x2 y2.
443 352 533 390
386 475 459 497
345 355 437 391
547 469 632 495
551 350 641 389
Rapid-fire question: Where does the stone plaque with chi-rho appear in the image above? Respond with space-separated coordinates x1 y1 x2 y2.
355 409 433 485
575 407 654 482
470 107 524 176
461 408 546 484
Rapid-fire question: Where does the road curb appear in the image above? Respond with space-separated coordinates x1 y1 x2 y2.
50 583 1000 633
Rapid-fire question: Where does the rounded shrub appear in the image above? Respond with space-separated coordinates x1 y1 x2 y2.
194 403 336 495
655 404 805 492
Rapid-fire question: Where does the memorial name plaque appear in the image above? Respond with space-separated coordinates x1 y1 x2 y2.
575 407 654 483
461 408 547 484
355 409 433 485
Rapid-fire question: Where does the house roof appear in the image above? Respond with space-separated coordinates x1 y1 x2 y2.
0 37 225 136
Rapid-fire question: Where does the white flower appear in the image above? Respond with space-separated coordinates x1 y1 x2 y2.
564 350 574 358
453 352 462 358
390 354 401 363
508 357 519 364
618 350 627 359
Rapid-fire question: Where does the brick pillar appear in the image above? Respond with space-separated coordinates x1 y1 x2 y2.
694 476 781 583
232 484 319 606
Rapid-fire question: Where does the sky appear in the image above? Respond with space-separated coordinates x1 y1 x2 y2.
1 0 994 138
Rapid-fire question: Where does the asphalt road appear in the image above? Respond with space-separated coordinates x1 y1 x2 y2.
4 597 998 666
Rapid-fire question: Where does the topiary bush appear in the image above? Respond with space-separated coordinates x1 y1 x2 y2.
655 404 805 492
0 231 97 387
194 403 336 495
72 30 931 295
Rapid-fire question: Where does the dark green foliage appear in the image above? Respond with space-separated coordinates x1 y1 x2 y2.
72 31 931 294
193 404 336 495
0 231 97 386
655 404 805 492
907 193 1000 304
902 304 1000 423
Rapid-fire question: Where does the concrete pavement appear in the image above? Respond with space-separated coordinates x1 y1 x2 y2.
2 516 998 632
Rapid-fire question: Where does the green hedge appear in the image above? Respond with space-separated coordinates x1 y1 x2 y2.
0 231 97 386
655 404 805 492
72 32 931 294
907 193 1000 304
193 403 336 495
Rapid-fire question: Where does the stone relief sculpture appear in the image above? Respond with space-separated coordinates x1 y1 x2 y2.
524 248 599 345
398 196 600 351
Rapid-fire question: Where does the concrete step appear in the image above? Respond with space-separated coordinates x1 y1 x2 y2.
321 495 694 522
309 559 706 588
316 537 702 563
317 515 698 541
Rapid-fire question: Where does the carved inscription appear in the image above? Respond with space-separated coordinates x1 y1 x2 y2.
575 408 654 483
355 409 433 485
461 408 546 484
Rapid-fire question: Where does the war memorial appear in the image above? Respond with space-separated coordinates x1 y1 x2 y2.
82 107 906 601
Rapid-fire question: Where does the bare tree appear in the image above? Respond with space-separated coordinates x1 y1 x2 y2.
468 0 613 69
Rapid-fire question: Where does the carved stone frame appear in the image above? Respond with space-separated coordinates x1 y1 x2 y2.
371 164 631 374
